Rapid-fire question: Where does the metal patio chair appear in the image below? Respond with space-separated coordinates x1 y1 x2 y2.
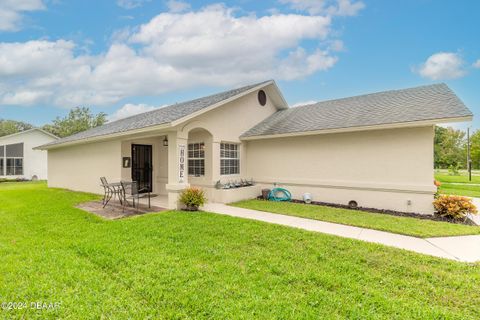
120 181 151 212
100 177 124 208
100 177 112 208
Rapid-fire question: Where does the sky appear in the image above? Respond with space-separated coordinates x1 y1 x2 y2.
0 0 479 129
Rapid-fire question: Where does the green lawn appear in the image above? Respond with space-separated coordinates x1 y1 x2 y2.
439 183 480 198
231 199 480 238
435 172 480 184
435 172 480 197
1 182 480 319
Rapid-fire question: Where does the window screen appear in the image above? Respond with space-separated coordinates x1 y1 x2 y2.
6 143 23 157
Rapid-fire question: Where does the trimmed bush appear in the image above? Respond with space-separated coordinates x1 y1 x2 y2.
433 195 477 220
179 187 206 211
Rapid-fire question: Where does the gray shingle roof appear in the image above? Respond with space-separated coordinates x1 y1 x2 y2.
42 80 271 147
242 83 472 138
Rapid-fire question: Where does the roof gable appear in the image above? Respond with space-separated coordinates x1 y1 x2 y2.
242 83 473 138
0 128 58 141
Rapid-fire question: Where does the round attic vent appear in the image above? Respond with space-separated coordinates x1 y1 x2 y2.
258 90 267 106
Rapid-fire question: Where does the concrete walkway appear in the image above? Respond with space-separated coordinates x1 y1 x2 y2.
204 203 480 263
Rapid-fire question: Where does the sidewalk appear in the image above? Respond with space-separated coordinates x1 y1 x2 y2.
204 203 480 263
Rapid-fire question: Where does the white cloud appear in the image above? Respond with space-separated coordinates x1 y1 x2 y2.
474 59 480 68
291 100 317 107
108 103 158 121
336 0 366 16
328 39 345 52
0 0 45 31
166 0 191 13
117 0 150 9
417 52 466 80
280 0 365 16
0 3 353 108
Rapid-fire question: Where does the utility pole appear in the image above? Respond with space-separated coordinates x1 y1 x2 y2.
468 127 472 181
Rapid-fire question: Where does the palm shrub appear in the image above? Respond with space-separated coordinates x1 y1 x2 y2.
179 187 206 211
433 195 477 220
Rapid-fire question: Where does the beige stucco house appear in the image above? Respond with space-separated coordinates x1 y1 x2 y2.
38 80 472 214
1 128 58 180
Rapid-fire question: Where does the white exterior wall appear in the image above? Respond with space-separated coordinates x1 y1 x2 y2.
0 129 57 180
48 140 121 194
245 126 436 214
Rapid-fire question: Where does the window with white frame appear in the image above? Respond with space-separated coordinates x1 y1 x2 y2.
220 143 240 175
188 143 205 176
5 143 23 176
6 158 23 175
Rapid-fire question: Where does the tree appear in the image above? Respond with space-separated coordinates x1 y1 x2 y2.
469 130 480 170
434 126 466 169
0 119 33 137
43 107 107 138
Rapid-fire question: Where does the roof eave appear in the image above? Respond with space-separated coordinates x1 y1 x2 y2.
35 123 172 150
241 116 473 141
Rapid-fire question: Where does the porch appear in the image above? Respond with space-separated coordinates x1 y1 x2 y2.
118 125 259 210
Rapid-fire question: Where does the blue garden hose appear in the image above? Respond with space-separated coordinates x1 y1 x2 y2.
268 188 292 202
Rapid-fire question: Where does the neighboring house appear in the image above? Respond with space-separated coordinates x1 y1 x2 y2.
37 80 472 214
0 128 58 180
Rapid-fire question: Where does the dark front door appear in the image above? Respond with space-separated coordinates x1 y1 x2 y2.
131 144 153 193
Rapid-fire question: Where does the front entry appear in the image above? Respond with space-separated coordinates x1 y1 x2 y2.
131 144 153 193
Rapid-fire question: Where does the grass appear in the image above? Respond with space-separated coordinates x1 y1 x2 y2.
438 183 480 198
231 199 480 238
435 172 480 184
1 182 480 319
435 172 480 197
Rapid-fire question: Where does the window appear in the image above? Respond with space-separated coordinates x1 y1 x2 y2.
188 143 205 176
6 158 23 175
220 143 240 175
0 145 3 176
5 143 23 176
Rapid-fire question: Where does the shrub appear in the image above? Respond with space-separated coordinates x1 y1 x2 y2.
179 187 206 211
433 195 477 220
448 164 460 176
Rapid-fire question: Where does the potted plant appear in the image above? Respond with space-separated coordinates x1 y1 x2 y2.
179 187 206 211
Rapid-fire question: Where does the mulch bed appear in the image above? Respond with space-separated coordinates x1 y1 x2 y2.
76 200 166 220
257 196 477 226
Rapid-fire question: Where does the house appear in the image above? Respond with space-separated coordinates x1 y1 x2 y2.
37 80 472 214
0 128 58 180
